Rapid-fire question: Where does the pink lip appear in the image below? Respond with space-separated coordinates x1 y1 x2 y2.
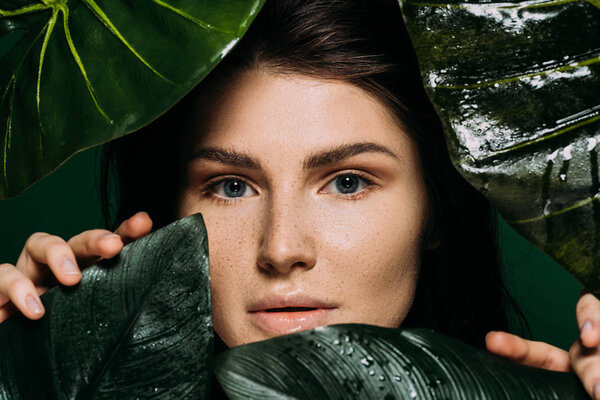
248 294 337 335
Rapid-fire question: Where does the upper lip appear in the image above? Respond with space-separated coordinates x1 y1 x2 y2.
248 293 337 312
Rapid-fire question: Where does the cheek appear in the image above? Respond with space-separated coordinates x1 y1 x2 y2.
314 189 426 327
196 204 261 345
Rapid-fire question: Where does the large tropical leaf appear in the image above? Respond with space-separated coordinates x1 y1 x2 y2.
214 324 587 399
0 0 264 198
0 213 212 399
398 0 600 293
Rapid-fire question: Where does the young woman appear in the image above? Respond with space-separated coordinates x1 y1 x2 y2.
2 0 600 397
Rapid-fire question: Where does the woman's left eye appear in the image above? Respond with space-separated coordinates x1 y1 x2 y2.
323 174 369 195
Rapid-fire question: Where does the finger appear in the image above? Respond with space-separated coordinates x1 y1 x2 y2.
0 263 45 320
576 292 600 348
67 229 124 268
18 233 81 286
570 339 600 399
114 211 153 245
485 331 571 372
0 281 48 323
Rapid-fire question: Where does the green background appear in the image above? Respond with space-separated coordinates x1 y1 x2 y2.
0 147 584 350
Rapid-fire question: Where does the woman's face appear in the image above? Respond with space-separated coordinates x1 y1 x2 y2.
178 69 429 348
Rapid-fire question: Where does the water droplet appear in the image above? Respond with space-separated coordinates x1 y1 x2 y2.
369 370 375 376
559 173 566 181
333 339 340 345
410 390 417 398
379 375 385 381
393 375 402 382
562 145 573 161
360 357 371 367
547 149 559 161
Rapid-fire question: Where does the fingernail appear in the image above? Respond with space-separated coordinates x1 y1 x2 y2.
26 295 43 315
582 320 593 339
593 381 600 400
61 258 80 275
102 233 121 240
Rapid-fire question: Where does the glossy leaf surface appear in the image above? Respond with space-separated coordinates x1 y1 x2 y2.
398 0 600 293
0 213 212 399
0 0 264 198
214 324 587 399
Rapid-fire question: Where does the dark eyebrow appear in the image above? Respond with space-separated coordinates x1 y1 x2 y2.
303 142 399 169
189 147 261 169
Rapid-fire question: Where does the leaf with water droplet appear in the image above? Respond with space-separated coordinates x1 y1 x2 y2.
0 213 212 399
399 0 600 294
214 324 587 399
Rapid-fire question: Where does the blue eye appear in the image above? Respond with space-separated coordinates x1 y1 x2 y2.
325 174 368 195
212 178 254 198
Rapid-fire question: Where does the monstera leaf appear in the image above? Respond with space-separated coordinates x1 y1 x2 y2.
214 324 588 399
0 0 264 198
0 213 212 399
398 0 600 293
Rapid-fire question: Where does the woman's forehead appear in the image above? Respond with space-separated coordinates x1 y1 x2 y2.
186 69 414 159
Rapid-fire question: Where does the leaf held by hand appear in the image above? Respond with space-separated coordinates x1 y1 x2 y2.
214 324 587 399
0 213 212 400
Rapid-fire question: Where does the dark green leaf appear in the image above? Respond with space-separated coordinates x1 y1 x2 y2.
0 0 265 198
214 324 587 399
0 213 212 399
399 0 600 293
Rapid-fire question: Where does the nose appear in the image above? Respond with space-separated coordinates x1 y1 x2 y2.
257 192 317 275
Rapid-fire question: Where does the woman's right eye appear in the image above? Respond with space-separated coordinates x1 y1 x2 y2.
208 178 256 199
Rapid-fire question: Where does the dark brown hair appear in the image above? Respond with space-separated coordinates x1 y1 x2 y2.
101 0 527 349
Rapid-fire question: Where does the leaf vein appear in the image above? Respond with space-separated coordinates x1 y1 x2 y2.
37 10 59 138
510 193 600 224
81 0 174 84
436 53 600 90
59 7 112 123
0 3 48 18
150 0 234 34
3 77 15 187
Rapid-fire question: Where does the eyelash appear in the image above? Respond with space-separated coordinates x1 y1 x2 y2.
200 175 254 205
200 171 377 204
320 170 376 201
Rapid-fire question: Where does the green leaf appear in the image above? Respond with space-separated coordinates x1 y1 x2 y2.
0 213 212 399
398 0 600 293
0 0 265 199
214 324 587 399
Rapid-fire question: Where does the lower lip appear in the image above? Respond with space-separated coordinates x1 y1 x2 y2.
249 308 336 335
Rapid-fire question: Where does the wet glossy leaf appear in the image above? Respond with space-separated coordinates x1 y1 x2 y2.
0 213 212 399
214 324 587 399
0 0 264 198
399 0 600 294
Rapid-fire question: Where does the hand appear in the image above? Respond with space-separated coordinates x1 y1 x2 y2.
0 211 153 323
486 291 600 399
